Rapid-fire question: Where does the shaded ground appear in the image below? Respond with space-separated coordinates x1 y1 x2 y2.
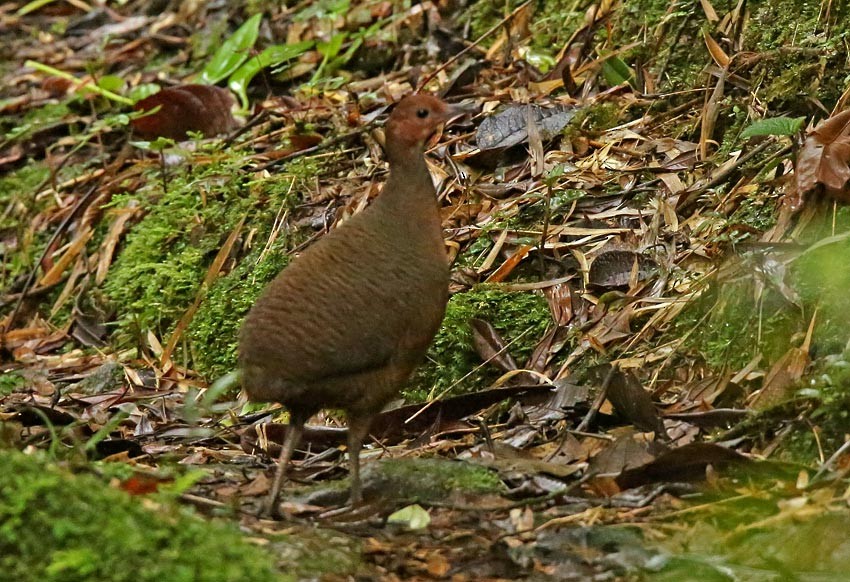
3 0 850 580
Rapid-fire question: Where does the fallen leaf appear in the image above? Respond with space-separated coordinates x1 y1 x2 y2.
387 504 431 530
476 104 576 151
796 109 850 200
615 442 749 489
607 369 667 437
132 84 238 140
469 318 519 373
588 250 657 287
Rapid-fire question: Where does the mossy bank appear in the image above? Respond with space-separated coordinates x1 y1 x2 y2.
0 450 285 582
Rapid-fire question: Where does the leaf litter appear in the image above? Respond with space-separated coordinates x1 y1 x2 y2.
2 0 850 579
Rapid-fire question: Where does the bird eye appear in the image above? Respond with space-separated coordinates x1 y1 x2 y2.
416 108 429 118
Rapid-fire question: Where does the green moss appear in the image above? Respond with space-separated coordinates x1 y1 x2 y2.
406 286 552 401
368 457 505 502
612 0 705 90
0 163 50 221
103 158 253 346
103 153 317 373
2 102 71 141
578 101 623 133
0 163 52 289
676 273 800 372
0 371 25 396
0 450 285 582
790 230 850 357
744 0 850 109
272 527 363 578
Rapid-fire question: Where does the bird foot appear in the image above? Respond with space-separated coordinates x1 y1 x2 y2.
258 494 284 520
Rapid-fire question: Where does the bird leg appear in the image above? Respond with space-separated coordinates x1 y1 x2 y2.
346 415 373 505
262 412 305 518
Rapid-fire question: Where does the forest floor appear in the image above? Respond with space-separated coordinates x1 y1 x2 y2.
3 0 850 580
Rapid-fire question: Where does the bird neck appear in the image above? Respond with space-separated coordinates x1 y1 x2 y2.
365 144 443 246
380 147 437 212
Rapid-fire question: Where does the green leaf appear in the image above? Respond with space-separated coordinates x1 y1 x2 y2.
741 116 805 138
228 41 314 110
317 32 346 60
16 0 57 16
387 504 430 530
161 470 206 496
129 83 161 103
601 56 633 87
202 369 241 407
97 75 125 94
25 60 133 106
200 13 263 85
130 136 177 151
523 48 556 73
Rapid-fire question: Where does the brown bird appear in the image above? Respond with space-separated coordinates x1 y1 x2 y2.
239 94 457 516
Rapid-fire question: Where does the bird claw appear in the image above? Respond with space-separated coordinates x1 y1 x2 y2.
317 503 357 519
258 494 284 520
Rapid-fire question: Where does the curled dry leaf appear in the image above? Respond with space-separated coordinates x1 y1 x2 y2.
606 369 666 437
588 250 657 288
476 104 576 151
615 442 748 490
796 109 850 201
132 84 238 140
469 318 519 373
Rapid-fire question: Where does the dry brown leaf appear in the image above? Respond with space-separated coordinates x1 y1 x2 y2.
132 84 237 140
749 347 809 410
425 553 451 578
38 228 94 287
469 318 519 373
699 70 726 160
96 204 140 285
485 244 534 283
796 109 850 199
615 442 748 489
543 282 574 326
703 32 730 67
699 0 719 21
607 369 666 436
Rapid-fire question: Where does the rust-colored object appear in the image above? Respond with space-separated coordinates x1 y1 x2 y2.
239 94 457 516
131 84 237 140
794 109 850 206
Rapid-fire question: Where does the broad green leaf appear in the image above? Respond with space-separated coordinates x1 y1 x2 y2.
311 33 347 83
317 32 346 60
229 41 314 109
741 116 805 138
544 163 568 185
387 504 430 530
97 75 125 94
601 56 633 87
200 13 263 84
523 48 556 73
129 83 161 103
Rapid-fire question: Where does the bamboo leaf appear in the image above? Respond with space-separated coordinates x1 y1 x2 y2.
741 116 805 138
229 41 313 109
200 13 263 84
